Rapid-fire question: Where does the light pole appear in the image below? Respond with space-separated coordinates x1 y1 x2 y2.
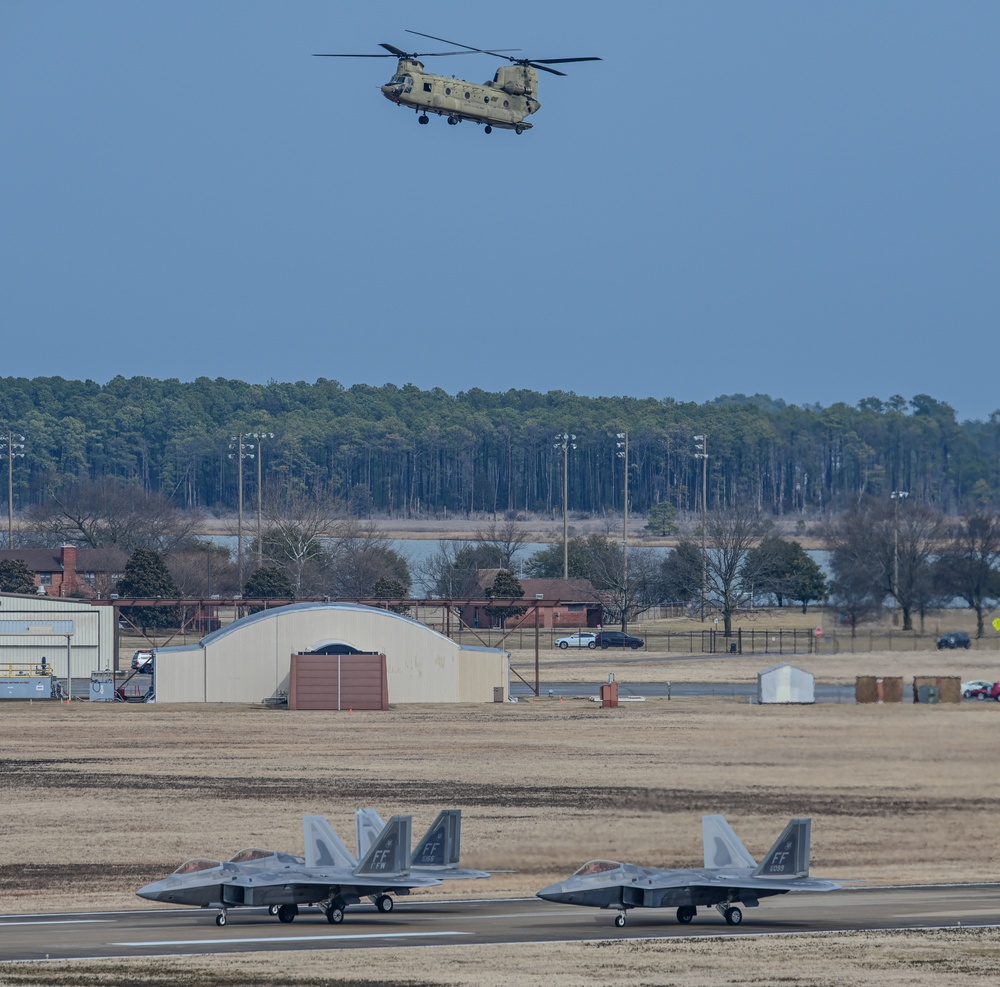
891 489 908 611
1 432 25 549
554 432 576 579
229 436 255 589
694 435 708 621
245 430 273 572
616 431 629 632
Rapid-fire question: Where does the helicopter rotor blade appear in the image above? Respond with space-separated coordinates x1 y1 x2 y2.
405 29 597 75
405 29 497 55
532 57 603 65
527 62 567 77
314 41 516 59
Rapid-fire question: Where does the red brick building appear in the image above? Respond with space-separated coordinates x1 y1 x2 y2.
0 546 127 598
461 571 603 630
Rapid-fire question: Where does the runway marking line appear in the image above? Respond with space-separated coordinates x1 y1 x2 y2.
0 920 111 927
114 931 471 947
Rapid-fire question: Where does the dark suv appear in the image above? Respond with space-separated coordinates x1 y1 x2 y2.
594 631 644 650
937 632 971 650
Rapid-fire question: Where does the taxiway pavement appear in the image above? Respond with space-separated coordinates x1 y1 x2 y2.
2 886 999 962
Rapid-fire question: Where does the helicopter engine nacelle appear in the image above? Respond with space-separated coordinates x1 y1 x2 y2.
494 64 538 98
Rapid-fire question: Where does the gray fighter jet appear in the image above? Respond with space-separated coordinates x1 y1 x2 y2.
355 808 491 881
537 815 840 927
137 814 440 926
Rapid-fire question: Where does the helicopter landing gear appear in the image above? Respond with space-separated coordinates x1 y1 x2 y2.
447 115 459 125
515 124 524 135
418 114 429 125
484 125 492 134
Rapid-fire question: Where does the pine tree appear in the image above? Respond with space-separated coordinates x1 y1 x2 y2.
117 548 181 632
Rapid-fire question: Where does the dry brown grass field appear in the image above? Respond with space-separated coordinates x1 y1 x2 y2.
2 645 999 985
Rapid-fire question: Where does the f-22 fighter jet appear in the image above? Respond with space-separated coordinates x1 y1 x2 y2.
537 815 840 927
137 814 440 926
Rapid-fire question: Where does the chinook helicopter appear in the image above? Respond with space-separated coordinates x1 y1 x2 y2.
314 29 600 135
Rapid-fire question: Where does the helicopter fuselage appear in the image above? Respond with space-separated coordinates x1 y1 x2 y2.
381 58 539 132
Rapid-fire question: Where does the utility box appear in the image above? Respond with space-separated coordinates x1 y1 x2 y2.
600 681 619 708
912 676 960 704
0 676 52 700
855 676 905 703
90 670 116 702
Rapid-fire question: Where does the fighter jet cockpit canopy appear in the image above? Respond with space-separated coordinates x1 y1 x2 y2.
572 860 621 877
228 848 304 865
171 859 222 875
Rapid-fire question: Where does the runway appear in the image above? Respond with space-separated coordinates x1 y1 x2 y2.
3 886 999 961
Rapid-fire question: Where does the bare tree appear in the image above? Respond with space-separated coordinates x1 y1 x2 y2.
258 492 341 595
935 511 1000 638
324 520 411 598
27 478 197 554
824 496 946 631
705 503 773 636
473 520 528 571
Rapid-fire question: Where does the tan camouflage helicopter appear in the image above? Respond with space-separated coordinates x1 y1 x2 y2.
314 29 600 135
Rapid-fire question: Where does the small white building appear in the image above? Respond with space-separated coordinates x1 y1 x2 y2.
153 601 508 705
757 662 815 704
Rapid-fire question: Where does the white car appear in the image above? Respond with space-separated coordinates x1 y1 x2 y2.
555 632 597 650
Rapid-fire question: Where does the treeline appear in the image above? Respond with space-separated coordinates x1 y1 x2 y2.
2 376 998 517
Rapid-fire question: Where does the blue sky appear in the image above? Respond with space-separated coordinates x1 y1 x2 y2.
3 2 998 420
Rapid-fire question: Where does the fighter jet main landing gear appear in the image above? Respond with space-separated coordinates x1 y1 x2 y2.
375 894 394 913
716 903 743 925
676 905 696 924
276 903 298 923
614 910 627 928
326 900 346 924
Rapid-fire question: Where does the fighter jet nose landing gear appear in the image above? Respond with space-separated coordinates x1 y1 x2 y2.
614 910 627 928
215 908 227 926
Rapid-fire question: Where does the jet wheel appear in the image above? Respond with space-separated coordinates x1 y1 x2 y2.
676 906 695 924
277 904 298 924
268 905 279 915
724 906 742 926
215 910 227 927
326 903 345 924
376 894 394 913
614 912 626 928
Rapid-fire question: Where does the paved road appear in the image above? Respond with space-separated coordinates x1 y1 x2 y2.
3 886 998 961
509 680 856 702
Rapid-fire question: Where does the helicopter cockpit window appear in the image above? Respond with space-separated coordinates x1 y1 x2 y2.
423 82 432 93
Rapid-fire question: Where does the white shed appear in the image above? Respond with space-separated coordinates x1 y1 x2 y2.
153 601 508 705
756 662 815 704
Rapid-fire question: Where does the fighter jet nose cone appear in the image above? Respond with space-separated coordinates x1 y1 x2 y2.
536 884 562 902
136 882 162 901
